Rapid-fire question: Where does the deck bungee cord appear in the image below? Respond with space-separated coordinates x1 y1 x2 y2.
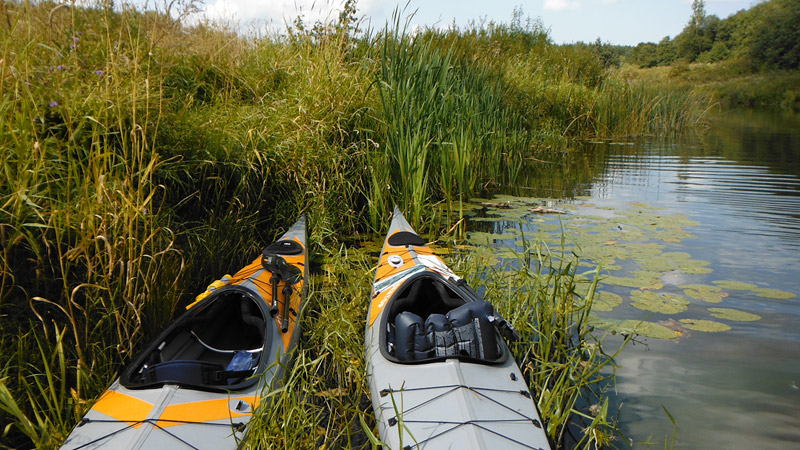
70 418 246 450
380 383 543 427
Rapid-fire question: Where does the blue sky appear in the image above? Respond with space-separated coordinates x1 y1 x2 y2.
199 0 758 45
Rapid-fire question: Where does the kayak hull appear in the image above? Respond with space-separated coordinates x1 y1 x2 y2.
61 216 307 450
366 208 551 450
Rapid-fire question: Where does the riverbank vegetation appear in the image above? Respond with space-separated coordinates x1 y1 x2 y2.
1 1 719 448
626 0 800 111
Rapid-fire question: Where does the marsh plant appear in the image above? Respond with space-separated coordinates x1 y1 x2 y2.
1 2 711 448
455 239 628 449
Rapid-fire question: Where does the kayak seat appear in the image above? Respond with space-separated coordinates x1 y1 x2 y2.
388 277 464 320
394 300 500 362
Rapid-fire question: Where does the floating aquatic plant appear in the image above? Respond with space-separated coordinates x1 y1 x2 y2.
679 319 731 332
466 231 518 245
753 288 796 300
708 308 761 322
680 284 725 303
590 291 624 312
630 290 690 314
590 317 679 340
712 280 759 291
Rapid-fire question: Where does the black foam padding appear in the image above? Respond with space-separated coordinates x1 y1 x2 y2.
392 300 501 361
395 312 432 361
387 231 426 247
447 301 499 360
263 239 303 256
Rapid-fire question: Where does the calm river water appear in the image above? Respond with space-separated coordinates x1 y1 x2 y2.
475 109 800 448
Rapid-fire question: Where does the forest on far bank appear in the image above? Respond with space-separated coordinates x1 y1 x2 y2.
628 0 799 70
568 0 800 111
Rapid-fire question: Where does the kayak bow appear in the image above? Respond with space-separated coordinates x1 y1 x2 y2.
61 215 307 449
366 207 551 450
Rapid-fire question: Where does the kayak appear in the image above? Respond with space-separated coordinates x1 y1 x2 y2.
61 216 307 449
365 207 552 450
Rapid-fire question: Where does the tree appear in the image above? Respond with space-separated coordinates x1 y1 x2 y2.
657 36 678 65
690 0 707 30
745 0 800 69
632 42 659 68
676 0 713 61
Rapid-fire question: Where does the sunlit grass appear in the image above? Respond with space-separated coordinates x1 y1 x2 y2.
1 2 709 448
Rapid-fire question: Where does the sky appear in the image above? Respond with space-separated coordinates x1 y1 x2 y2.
196 0 761 46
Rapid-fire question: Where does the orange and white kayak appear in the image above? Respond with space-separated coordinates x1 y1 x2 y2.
365 207 551 450
61 216 307 449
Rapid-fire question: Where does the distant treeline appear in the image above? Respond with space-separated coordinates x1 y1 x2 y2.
629 0 800 70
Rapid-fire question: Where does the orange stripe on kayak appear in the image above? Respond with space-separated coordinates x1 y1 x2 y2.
227 238 305 350
157 396 259 428
92 390 154 428
368 232 436 326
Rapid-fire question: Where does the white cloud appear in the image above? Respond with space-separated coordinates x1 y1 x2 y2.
543 0 582 11
190 0 390 34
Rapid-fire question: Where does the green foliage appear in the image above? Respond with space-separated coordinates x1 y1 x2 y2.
628 0 800 70
0 3 712 448
742 0 800 69
457 241 630 448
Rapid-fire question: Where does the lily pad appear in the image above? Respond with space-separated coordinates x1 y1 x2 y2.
712 280 758 291
679 319 731 332
590 291 624 312
753 288 796 299
466 231 517 245
708 308 761 322
590 317 678 339
470 216 505 223
630 290 690 314
680 284 725 303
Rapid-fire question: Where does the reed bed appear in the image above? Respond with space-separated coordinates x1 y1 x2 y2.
1 2 709 448
239 239 627 450
455 241 629 449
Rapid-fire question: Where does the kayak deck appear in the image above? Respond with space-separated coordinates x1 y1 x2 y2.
366 208 551 449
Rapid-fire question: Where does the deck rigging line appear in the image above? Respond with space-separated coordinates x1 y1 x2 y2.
69 418 245 450
381 383 546 450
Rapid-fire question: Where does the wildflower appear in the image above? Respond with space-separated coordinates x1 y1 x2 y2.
56 64 66 70
70 44 76 50
95 70 104 76
73 37 80 42
49 101 58 107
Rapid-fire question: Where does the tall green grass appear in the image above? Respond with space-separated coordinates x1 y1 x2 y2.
456 239 629 448
1 2 711 448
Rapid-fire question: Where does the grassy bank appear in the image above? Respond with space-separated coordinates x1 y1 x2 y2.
2 2 706 448
617 61 800 112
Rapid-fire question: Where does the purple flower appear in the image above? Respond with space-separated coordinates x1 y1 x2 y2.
73 37 80 42
95 70 104 76
56 64 66 70
49 101 58 107
70 44 76 50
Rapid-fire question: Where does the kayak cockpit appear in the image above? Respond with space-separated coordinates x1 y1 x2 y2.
121 287 269 391
381 273 507 365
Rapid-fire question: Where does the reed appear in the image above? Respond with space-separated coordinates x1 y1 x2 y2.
244 245 375 449
455 238 629 448
1 2 711 448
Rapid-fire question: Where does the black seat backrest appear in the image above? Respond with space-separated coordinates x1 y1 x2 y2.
393 300 500 362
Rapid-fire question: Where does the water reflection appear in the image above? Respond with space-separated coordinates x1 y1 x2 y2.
481 109 800 448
